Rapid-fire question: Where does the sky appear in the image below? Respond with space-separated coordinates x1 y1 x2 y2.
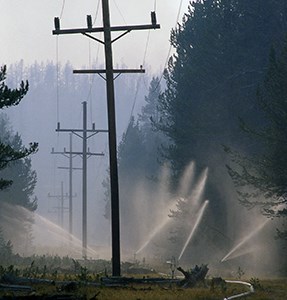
0 0 191 253
1 0 190 73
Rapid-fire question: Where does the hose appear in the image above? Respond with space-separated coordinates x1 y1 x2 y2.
223 280 255 300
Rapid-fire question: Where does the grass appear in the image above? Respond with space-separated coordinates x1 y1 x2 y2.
1 278 287 299
0 258 286 299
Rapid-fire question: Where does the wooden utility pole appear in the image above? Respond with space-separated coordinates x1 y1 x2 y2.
48 181 68 229
102 0 120 276
53 1 160 276
55 101 107 258
51 133 80 236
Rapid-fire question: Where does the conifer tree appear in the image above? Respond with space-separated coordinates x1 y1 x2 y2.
226 41 287 240
0 65 38 190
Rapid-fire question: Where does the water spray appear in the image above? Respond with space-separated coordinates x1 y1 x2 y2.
135 217 170 254
33 213 99 258
189 168 208 209
177 161 195 197
135 199 179 255
221 218 270 262
178 200 209 261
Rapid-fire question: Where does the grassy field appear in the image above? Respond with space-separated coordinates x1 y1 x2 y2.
0 257 286 299
1 278 287 299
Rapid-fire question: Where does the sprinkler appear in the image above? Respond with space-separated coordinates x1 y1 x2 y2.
166 256 177 279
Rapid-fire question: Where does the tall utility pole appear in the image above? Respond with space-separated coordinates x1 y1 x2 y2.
51 133 80 236
48 181 68 229
56 101 107 258
53 1 160 276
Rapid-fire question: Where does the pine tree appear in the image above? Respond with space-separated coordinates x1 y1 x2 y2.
0 65 38 255
226 41 287 239
138 76 164 175
157 0 287 179
154 0 287 247
103 78 166 251
0 229 13 263
0 65 38 190
0 114 37 210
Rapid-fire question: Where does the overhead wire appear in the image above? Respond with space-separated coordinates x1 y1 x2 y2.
70 0 101 130
123 0 186 141
87 0 101 125
126 28 151 122
145 0 185 94
59 0 66 19
93 0 101 25
122 0 156 138
112 0 127 24
56 38 60 126
51 0 66 204
88 0 107 186
55 0 68 126
154 0 157 11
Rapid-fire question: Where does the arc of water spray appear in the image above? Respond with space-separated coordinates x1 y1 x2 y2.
135 199 179 255
34 213 99 257
177 161 195 197
136 216 170 254
189 168 208 209
178 200 209 261
221 218 270 262
0 203 100 258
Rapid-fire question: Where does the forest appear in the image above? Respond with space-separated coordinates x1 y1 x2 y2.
1 0 287 298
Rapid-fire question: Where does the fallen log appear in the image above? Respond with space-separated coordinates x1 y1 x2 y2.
101 276 180 285
0 283 32 291
177 264 209 288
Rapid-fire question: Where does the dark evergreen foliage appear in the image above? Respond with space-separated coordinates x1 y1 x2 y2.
0 65 29 109
103 78 165 250
0 229 13 262
0 65 38 254
0 65 38 190
226 41 287 239
157 0 287 178
153 0 287 247
0 114 37 211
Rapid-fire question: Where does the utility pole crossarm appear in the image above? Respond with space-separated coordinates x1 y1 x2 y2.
62 151 104 156
52 3 161 276
58 166 82 170
56 129 108 133
53 24 160 36
56 122 108 135
56 128 108 133
73 69 145 74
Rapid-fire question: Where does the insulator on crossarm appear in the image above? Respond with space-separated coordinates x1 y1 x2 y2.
151 11 157 26
54 17 60 30
87 15 92 29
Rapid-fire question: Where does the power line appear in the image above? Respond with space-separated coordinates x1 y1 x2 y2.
112 0 127 24
53 3 160 276
93 0 101 25
56 38 60 125
59 0 66 19
154 0 157 11
144 0 185 94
